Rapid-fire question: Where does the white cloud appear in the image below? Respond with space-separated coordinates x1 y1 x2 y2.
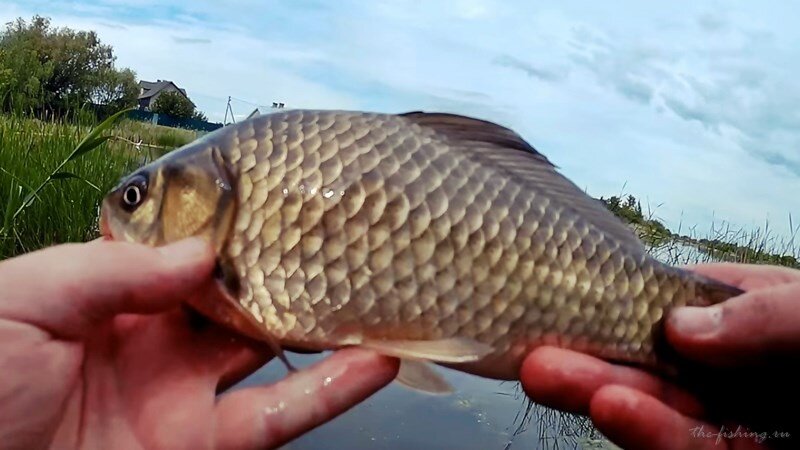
4 1 800 241
1 5 362 121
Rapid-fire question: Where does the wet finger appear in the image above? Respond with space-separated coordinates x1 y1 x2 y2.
168 308 274 392
520 346 703 418
214 348 399 450
590 385 765 450
110 308 272 393
667 282 800 365
213 332 274 392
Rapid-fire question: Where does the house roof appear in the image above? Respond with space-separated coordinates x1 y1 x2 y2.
138 80 189 102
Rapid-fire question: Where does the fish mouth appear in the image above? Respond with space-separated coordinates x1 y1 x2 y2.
99 202 113 240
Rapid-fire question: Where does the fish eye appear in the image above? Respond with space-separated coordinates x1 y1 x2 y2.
124 185 141 205
120 174 148 212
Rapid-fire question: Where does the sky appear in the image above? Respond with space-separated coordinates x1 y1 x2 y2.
3 0 800 243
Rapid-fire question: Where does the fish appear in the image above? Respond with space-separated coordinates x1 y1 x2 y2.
99 109 744 393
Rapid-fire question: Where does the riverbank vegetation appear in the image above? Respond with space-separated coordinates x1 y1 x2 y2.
0 113 195 259
598 194 799 268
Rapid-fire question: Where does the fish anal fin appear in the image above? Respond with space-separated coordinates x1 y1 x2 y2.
395 359 453 395
360 337 493 363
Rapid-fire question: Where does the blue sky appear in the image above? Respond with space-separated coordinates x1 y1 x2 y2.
4 0 800 243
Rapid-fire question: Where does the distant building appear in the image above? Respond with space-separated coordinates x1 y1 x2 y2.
137 80 193 110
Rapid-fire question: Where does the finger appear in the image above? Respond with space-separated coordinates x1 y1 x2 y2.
520 346 703 418
214 348 399 450
682 263 800 291
110 304 274 393
170 307 276 392
215 347 274 393
0 238 215 338
211 331 274 392
164 279 276 391
590 385 765 450
666 282 800 365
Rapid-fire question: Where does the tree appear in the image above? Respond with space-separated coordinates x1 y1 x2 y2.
0 15 137 116
90 67 138 117
152 90 207 121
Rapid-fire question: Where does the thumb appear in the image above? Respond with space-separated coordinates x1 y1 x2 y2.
0 237 215 338
666 282 800 366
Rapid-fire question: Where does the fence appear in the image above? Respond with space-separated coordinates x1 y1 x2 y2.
127 109 224 133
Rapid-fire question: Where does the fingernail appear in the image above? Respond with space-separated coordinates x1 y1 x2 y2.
669 306 723 336
157 237 211 263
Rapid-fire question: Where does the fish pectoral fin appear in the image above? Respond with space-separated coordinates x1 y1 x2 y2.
261 333 296 373
360 337 493 363
394 359 453 395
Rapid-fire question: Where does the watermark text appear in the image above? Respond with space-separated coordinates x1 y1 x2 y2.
690 425 791 445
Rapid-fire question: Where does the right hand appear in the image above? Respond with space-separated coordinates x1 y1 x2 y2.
520 263 800 450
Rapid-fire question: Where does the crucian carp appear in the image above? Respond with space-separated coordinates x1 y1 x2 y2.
100 109 742 393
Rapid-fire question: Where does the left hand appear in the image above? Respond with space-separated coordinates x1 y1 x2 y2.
0 238 399 450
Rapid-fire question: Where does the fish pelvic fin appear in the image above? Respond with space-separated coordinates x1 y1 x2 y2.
395 359 453 395
359 337 494 363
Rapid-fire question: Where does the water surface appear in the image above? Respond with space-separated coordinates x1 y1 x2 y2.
232 353 603 450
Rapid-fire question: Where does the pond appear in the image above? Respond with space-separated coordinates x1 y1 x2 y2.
232 352 607 450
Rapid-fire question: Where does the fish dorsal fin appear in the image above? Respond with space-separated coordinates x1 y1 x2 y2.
400 111 645 251
400 111 550 162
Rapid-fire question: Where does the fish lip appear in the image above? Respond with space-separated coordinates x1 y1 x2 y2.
99 202 113 239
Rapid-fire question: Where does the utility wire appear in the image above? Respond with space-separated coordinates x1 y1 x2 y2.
230 96 286 110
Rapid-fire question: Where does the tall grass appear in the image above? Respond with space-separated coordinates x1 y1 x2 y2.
112 118 197 151
0 113 195 259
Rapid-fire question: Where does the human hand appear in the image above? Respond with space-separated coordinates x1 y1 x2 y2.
0 238 398 450
520 263 800 450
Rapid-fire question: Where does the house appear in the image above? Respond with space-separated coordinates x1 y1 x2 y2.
137 80 193 110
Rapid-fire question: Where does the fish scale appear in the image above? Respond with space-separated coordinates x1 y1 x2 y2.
223 111 698 373
101 108 744 385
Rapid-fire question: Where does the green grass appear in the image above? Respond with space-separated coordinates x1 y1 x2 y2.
112 118 197 150
0 113 196 259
